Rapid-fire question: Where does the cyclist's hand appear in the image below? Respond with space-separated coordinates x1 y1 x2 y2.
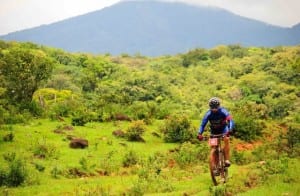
197 134 203 141
225 131 230 137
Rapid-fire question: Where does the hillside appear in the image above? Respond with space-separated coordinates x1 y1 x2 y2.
1 1 300 56
0 40 299 195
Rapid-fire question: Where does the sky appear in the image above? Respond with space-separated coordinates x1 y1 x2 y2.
0 0 299 36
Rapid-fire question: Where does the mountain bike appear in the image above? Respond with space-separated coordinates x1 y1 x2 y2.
207 133 228 186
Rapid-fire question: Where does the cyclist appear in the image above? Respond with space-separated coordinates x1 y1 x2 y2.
197 97 234 167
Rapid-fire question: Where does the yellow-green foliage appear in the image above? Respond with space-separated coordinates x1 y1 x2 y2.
0 41 299 195
33 88 74 106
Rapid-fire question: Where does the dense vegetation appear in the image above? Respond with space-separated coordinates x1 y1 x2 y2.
0 40 299 195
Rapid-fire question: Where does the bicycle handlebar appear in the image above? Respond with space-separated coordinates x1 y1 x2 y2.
201 133 226 141
210 133 226 138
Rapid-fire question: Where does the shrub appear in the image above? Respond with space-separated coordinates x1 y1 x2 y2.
4 112 30 124
0 155 28 187
50 103 71 118
172 142 209 168
210 184 226 196
79 156 96 172
286 124 300 157
0 106 10 125
71 111 99 126
51 166 64 179
232 149 251 165
71 116 86 126
125 120 146 142
129 152 174 194
99 151 120 175
122 150 139 167
233 113 263 141
264 158 288 175
0 169 6 186
252 144 277 161
28 101 44 117
130 171 174 195
32 139 58 159
160 114 195 143
128 101 154 123
3 132 14 142
34 162 45 172
257 157 289 182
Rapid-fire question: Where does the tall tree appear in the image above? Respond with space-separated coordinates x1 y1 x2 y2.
0 47 53 106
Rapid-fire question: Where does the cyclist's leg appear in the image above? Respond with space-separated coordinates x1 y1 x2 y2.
222 127 230 165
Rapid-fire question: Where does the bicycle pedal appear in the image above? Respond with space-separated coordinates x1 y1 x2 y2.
225 162 231 167
213 170 220 176
221 178 226 183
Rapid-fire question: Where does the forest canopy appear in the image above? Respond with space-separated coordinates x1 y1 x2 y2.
0 40 299 134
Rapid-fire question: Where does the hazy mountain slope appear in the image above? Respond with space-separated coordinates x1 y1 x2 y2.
1 1 299 56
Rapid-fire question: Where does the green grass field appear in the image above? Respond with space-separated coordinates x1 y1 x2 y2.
0 119 299 195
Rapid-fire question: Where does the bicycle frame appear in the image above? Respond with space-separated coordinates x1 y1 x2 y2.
208 133 228 185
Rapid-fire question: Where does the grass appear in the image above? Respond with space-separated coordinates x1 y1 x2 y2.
238 158 300 196
1 176 136 196
0 118 299 195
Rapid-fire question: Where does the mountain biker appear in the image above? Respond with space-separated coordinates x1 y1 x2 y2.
197 97 234 167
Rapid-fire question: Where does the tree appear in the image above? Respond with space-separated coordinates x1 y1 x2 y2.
181 48 210 67
0 47 53 106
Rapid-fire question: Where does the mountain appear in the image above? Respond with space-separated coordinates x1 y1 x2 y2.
1 1 300 56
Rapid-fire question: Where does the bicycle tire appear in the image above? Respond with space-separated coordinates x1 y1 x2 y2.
209 149 229 185
209 148 218 186
220 150 228 184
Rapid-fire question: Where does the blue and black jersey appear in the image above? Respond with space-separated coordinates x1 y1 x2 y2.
198 107 234 134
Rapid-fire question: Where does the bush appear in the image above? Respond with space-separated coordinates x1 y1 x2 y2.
51 166 64 179
3 132 14 142
0 106 10 125
172 142 209 168
252 144 277 161
232 149 251 165
34 162 45 172
32 139 58 159
128 101 154 123
257 157 289 181
125 120 146 142
28 101 44 117
0 155 28 187
129 152 174 194
122 150 139 167
0 169 6 186
286 124 300 157
210 184 226 196
79 157 88 171
71 111 99 126
160 114 195 143
50 103 71 118
233 113 263 141
99 151 120 175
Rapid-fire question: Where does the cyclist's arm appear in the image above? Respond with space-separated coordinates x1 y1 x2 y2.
221 108 234 131
198 111 210 134
223 109 234 131
227 118 234 131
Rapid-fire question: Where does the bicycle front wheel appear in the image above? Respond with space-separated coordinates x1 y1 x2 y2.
209 148 218 186
220 150 228 184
